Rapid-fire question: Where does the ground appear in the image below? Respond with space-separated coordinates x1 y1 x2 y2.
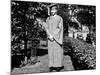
11 55 74 74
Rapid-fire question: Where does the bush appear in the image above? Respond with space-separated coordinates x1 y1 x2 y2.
64 36 96 70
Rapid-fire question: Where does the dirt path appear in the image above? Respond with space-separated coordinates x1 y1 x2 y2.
11 55 74 74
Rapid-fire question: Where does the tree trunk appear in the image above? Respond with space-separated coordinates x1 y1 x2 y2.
23 32 28 64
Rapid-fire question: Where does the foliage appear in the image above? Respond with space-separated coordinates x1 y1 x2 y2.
11 1 49 54
11 1 96 56
64 36 96 69
58 4 96 34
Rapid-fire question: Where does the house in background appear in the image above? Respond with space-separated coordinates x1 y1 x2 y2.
68 25 89 41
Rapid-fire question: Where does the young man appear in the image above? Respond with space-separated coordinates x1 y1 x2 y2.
45 4 64 72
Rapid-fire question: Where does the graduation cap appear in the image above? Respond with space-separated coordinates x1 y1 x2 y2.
49 4 58 8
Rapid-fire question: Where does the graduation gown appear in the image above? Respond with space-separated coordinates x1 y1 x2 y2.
45 14 63 67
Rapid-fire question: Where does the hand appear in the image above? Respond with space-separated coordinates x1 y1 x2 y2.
36 18 43 25
42 22 47 27
48 35 54 41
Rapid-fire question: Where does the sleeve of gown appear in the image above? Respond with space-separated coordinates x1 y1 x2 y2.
54 17 63 35
45 17 51 36
54 17 63 44
45 17 49 29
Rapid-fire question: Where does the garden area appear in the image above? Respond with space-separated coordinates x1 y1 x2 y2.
11 1 96 73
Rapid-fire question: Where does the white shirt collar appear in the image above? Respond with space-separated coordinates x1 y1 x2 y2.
53 14 57 17
50 14 57 19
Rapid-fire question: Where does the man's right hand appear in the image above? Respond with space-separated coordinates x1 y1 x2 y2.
48 35 54 41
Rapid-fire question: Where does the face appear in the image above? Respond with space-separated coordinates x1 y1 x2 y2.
50 6 57 16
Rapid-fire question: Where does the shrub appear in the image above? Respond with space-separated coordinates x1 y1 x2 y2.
64 36 96 70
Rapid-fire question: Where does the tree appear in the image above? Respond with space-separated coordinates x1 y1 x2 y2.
11 1 49 64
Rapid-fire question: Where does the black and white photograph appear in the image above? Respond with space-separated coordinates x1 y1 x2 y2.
11 0 96 74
